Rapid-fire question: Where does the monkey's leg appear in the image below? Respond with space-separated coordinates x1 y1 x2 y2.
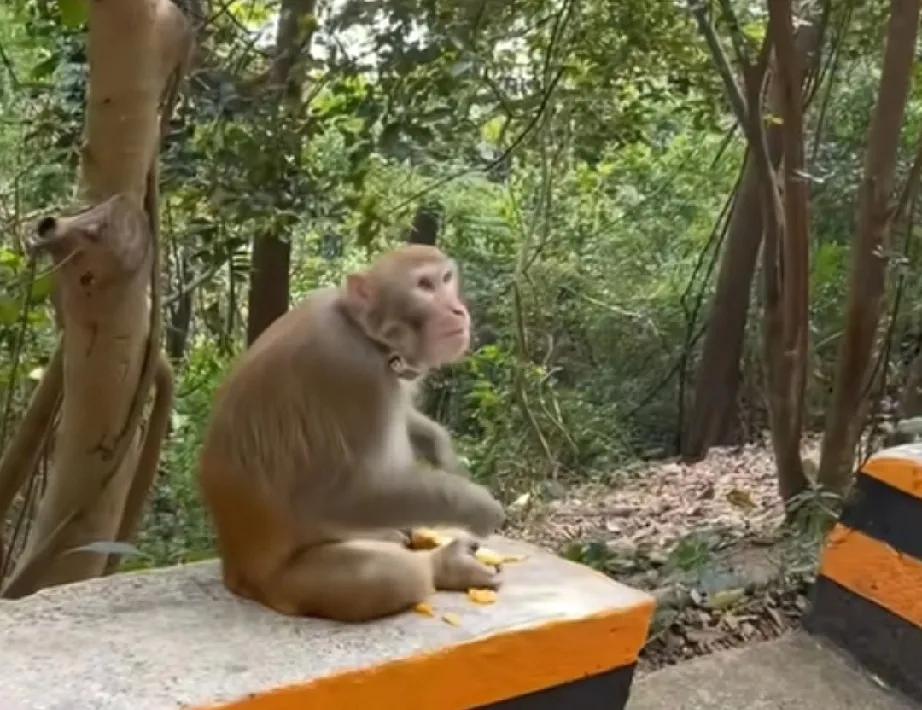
260 540 436 622
260 538 498 622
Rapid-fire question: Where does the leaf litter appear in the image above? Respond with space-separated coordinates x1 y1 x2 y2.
508 439 825 674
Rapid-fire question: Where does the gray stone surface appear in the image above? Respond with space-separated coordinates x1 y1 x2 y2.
628 631 920 710
0 536 650 710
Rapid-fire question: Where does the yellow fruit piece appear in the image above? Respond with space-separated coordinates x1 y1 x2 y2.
409 528 451 550
467 588 498 605
474 548 504 566
475 547 527 566
441 612 462 626
413 602 435 617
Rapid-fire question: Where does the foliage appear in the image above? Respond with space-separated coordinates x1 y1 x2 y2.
0 0 920 565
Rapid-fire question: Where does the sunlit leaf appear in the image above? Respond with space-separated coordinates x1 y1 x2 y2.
29 273 54 302
59 0 88 28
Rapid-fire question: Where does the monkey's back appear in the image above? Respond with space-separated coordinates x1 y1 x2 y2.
198 287 411 580
200 287 400 503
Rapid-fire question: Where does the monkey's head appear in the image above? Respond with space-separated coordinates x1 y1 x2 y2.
344 245 471 377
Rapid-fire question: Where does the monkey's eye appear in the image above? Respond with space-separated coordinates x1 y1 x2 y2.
417 276 436 292
442 269 453 284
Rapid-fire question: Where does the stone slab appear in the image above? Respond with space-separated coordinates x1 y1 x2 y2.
0 536 653 710
626 631 920 710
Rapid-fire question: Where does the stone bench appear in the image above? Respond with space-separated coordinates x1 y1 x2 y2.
805 444 922 703
0 537 654 709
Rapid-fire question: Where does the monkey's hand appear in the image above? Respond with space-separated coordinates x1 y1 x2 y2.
316 465 504 537
456 483 506 538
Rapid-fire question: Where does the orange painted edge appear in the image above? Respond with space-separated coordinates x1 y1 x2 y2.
819 523 922 629
862 456 922 501
200 599 655 710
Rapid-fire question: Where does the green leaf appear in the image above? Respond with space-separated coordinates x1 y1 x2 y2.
66 541 150 558
30 55 57 80
742 21 766 44
0 296 19 326
29 273 54 302
59 0 88 28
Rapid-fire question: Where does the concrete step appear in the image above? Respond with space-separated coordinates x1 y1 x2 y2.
627 631 920 710
0 536 654 709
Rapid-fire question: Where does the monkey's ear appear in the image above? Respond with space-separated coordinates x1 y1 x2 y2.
345 273 373 310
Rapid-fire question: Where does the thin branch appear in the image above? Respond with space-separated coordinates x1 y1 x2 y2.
715 0 751 68
688 0 748 128
388 63 567 216
0 42 19 88
894 129 922 223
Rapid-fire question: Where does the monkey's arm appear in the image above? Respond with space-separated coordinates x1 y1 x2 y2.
316 465 504 538
406 409 467 476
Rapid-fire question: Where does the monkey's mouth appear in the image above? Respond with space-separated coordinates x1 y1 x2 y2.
441 327 468 339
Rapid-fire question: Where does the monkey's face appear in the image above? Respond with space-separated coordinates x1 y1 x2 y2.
345 248 472 374
404 257 471 368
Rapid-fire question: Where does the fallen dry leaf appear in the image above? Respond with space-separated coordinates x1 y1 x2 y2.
468 588 498 605
709 588 745 610
508 492 531 513
413 602 435 617
726 488 756 511
442 613 462 626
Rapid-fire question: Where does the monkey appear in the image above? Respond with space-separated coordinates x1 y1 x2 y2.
198 244 505 622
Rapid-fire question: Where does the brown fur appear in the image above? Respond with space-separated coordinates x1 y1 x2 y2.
199 245 504 621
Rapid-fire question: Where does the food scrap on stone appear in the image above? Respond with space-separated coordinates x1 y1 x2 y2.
467 588 498 605
409 528 452 550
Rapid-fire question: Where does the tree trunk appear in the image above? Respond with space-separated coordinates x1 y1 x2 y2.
683 149 777 460
245 0 316 345
166 249 193 361
818 0 921 494
407 203 441 246
763 0 812 501
1 0 190 597
684 22 819 463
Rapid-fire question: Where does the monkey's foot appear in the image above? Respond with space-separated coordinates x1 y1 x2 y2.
431 535 501 591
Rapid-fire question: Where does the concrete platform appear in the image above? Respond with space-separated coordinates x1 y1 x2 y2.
627 632 920 710
0 537 654 710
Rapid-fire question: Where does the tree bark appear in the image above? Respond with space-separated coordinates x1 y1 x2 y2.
763 0 812 501
1 0 190 597
245 0 316 345
818 0 921 494
683 150 778 460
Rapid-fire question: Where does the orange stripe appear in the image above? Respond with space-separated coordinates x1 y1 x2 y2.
200 601 654 710
862 456 922 500
820 523 922 629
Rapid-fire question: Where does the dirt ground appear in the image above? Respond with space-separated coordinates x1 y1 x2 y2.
509 440 825 673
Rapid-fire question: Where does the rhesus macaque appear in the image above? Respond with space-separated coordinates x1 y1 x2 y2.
198 245 505 622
